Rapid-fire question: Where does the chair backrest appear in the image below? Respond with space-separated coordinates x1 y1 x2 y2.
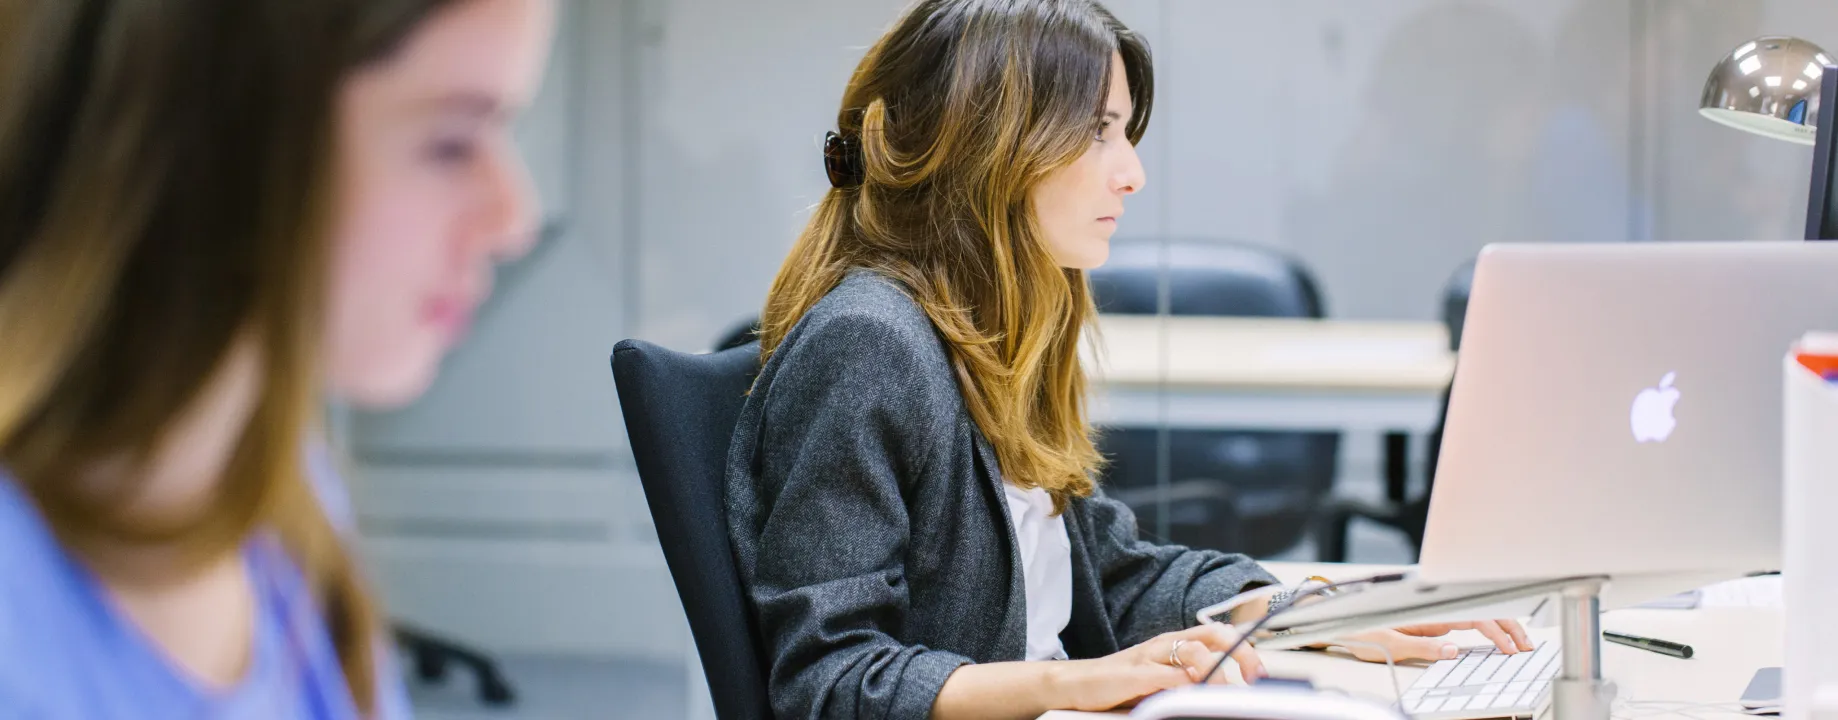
1087 238 1327 318
1426 259 1479 487
1442 259 1477 351
610 341 770 720
714 317 761 353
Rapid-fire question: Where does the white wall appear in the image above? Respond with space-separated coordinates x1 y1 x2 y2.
630 0 905 351
345 0 1838 670
1644 0 1833 244
625 0 1642 333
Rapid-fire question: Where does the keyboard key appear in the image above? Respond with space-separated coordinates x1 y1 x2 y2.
1473 652 1511 684
1475 691 1502 709
1527 651 1561 681
1525 647 1561 680
1417 657 1458 688
1495 647 1535 682
1403 689 1426 706
1441 651 1490 687
1446 695 1476 712
1501 683 1535 708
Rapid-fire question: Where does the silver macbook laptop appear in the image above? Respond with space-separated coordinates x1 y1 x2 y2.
1421 240 1838 585
1259 241 1838 637
1250 242 1838 720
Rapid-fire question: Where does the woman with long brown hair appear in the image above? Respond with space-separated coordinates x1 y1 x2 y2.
727 1 1531 717
0 0 551 716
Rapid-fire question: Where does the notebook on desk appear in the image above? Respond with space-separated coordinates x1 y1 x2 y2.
1637 575 1783 610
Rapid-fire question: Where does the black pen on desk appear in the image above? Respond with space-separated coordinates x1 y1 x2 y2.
1603 631 1694 659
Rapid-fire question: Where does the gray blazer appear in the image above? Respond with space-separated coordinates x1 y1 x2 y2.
726 270 1277 720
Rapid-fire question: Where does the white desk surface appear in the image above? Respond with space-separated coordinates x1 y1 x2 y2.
1084 316 1455 392
1043 562 1779 720
1083 317 1456 433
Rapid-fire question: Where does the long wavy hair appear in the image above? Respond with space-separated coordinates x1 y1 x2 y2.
760 0 1153 512
0 0 468 712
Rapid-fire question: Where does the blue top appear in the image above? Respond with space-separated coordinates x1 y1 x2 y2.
0 456 411 719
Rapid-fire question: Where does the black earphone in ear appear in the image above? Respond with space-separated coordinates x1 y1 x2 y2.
822 131 864 189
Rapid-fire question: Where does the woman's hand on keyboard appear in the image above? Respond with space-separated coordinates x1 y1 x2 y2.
1334 619 1534 663
1050 623 1268 712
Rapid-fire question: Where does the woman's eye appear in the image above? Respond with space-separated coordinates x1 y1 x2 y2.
428 139 479 165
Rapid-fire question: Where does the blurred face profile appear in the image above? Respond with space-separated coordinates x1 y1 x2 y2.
325 0 554 407
1031 51 1146 270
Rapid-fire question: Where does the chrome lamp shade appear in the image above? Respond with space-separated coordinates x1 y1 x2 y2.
1701 36 1831 145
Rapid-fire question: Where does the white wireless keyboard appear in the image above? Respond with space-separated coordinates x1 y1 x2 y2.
1399 641 1561 719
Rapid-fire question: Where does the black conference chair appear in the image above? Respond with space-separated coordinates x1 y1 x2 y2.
1316 259 1475 562
1426 259 1478 488
395 625 514 706
1087 239 1339 559
610 341 772 720
714 317 761 353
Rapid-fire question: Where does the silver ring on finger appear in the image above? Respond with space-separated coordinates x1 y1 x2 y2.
1169 639 1189 669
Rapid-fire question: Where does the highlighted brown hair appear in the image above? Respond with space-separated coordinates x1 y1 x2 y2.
760 0 1153 511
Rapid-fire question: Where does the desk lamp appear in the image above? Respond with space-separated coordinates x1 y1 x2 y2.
1700 36 1838 240
1703 34 1838 720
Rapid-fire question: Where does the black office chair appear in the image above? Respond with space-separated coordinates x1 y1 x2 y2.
395 625 513 706
715 317 761 353
1315 259 1475 562
1086 239 1340 559
610 341 772 720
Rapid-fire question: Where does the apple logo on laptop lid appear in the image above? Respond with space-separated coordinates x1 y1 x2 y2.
1631 372 1681 443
